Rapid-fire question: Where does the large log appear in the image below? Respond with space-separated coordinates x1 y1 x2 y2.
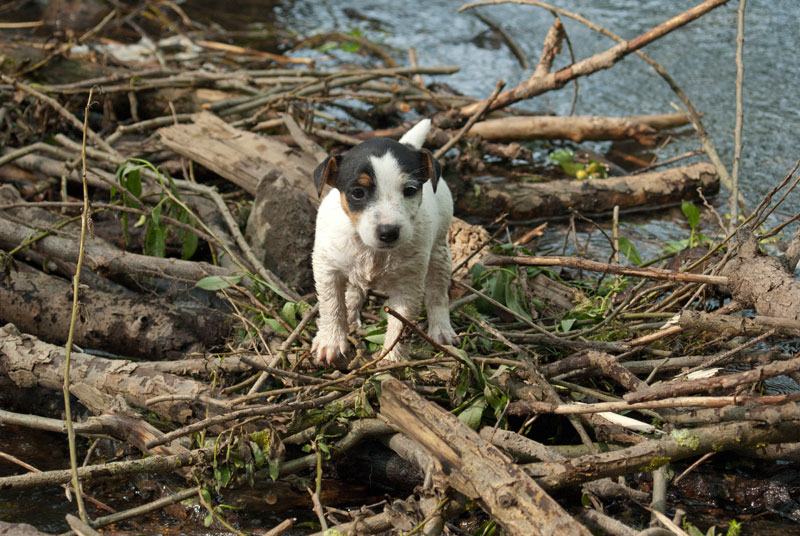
0 324 217 422
456 161 719 220
0 268 231 360
468 113 689 145
379 377 592 536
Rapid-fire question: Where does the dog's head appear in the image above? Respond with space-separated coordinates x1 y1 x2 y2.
314 119 441 250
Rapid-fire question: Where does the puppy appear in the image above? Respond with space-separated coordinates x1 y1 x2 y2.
311 119 459 364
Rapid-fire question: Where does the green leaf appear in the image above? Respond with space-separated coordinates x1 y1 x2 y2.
264 318 290 337
200 487 212 502
144 223 166 258
549 149 574 164
126 167 142 197
216 465 231 487
281 301 299 328
196 275 243 290
181 227 199 260
269 459 280 481
617 236 642 265
560 318 576 332
250 441 266 467
682 201 700 231
458 396 487 429
364 328 385 345
204 512 214 527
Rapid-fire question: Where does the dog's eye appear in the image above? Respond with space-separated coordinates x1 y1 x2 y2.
403 185 419 197
351 187 366 200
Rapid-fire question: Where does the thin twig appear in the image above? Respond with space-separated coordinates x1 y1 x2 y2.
434 78 506 159
62 88 96 523
730 0 746 228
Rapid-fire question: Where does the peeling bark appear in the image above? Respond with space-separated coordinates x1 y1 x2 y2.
0 324 219 422
1 268 231 359
457 162 719 220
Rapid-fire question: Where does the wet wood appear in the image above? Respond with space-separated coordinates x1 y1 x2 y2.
0 267 231 360
457 161 719 220
0 324 221 422
469 113 689 145
380 377 592 536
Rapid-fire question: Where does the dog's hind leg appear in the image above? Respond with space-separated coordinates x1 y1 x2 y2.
425 242 459 346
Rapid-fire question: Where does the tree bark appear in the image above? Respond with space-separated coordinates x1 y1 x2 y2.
456 162 719 220
468 113 689 145
0 324 219 422
720 233 800 320
1 268 231 359
158 111 319 198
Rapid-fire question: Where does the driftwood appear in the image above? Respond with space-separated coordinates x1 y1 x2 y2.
468 113 689 145
380 377 592 536
0 267 230 360
457 161 719 220
0 217 248 291
0 324 219 422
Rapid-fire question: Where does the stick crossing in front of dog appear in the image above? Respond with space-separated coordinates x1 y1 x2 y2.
311 119 459 365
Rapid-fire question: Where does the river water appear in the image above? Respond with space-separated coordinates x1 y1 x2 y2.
278 0 800 253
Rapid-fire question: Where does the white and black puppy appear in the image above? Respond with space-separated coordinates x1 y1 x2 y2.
311 119 459 364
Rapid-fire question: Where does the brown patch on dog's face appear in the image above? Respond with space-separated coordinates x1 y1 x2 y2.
340 190 362 229
356 173 373 189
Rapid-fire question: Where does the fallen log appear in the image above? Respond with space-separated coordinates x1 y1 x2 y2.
0 268 231 359
0 324 220 422
380 377 592 536
456 161 719 220
468 113 689 145
0 216 249 292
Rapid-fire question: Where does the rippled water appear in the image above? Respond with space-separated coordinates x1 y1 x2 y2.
278 0 800 254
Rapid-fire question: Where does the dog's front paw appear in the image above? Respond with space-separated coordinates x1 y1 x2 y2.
428 323 460 347
311 331 349 365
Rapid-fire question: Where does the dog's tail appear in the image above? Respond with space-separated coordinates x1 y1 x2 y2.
399 118 431 150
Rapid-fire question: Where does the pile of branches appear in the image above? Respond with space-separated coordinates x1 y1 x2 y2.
2 0 800 535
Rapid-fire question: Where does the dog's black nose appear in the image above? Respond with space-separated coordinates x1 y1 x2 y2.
377 224 400 244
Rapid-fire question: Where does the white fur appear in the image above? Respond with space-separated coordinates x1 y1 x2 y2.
311 120 458 364
398 118 431 150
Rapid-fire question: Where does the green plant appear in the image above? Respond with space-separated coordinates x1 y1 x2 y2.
549 149 607 179
682 518 742 536
470 264 532 321
664 201 711 254
112 158 199 259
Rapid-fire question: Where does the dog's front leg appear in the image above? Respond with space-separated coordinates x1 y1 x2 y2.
345 284 367 328
425 242 459 346
384 285 424 362
312 269 349 365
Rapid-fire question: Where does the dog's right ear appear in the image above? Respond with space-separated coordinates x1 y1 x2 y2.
313 155 341 198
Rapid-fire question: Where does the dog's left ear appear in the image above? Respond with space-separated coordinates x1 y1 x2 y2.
420 149 442 193
313 155 341 198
